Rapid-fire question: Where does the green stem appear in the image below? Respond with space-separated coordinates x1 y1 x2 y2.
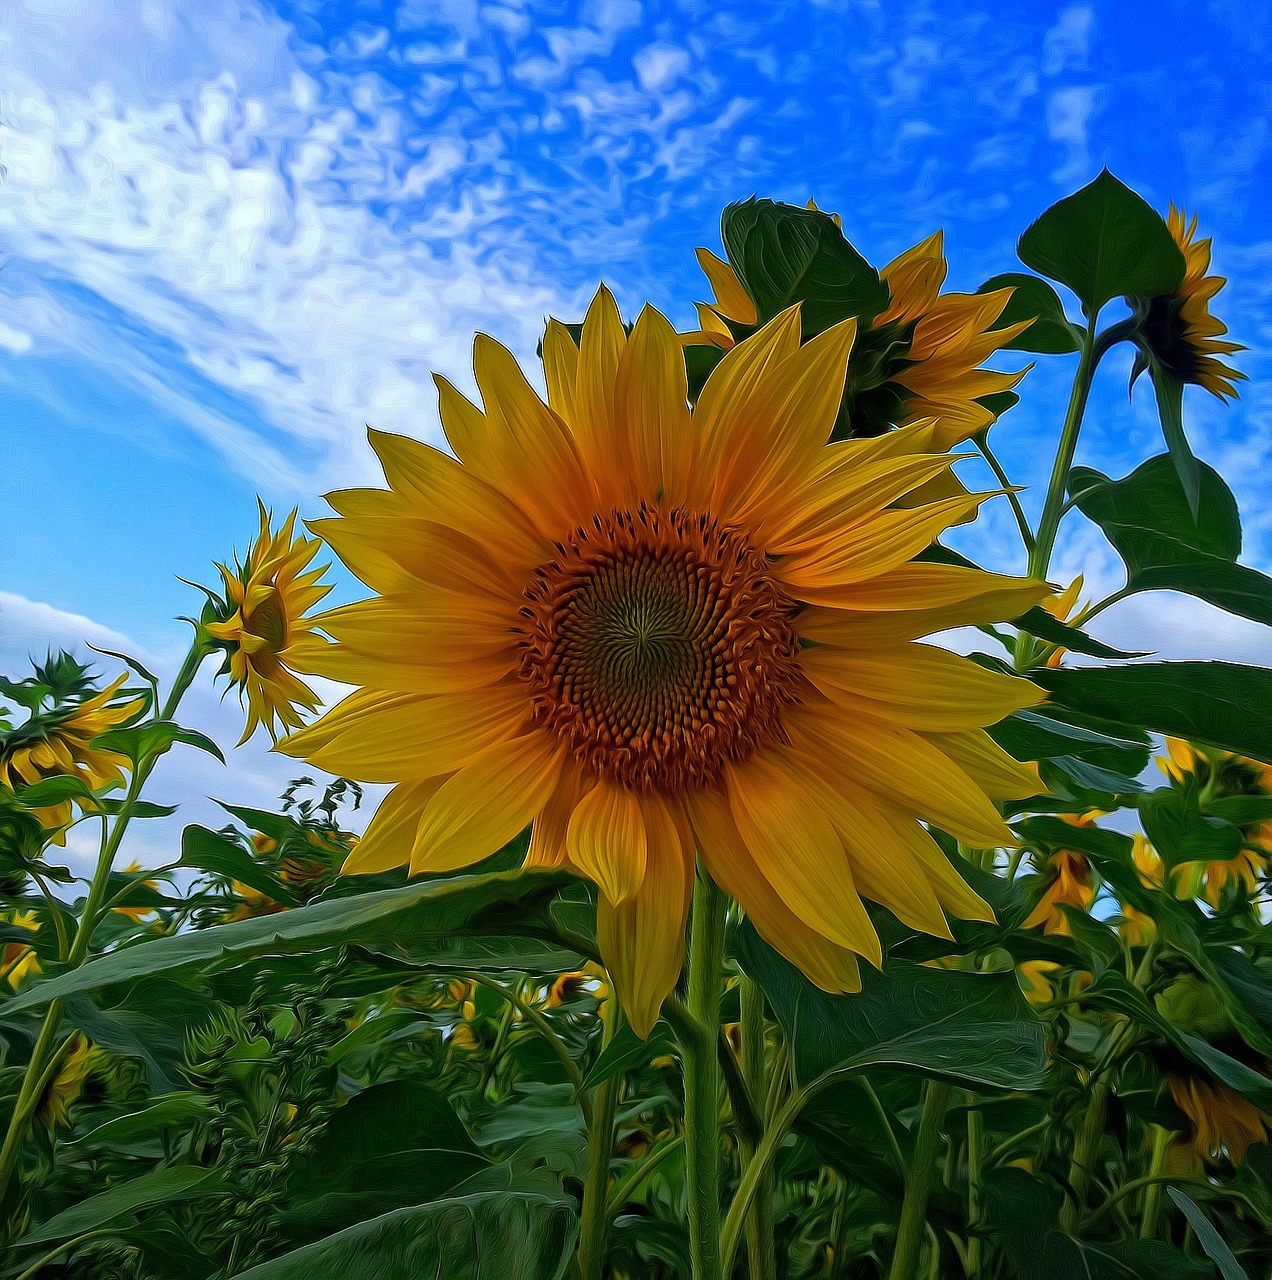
1060 1078 1109 1231
1138 1125 1173 1239
681 869 727 1280
859 1078 907 1177
739 976 776 1280
13 1227 117 1280
965 1099 984 1278
887 1081 951 1280
973 433 1035 553
578 998 620 1280
606 1133 685 1219
0 640 209 1204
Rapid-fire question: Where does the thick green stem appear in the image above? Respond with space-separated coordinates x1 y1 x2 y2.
1061 1078 1110 1231
0 640 209 1203
1138 1125 1173 1239
740 976 776 1280
682 869 727 1280
578 999 620 1280
887 1081 951 1280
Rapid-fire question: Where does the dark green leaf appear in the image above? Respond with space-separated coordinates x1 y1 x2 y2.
1071 454 1272 627
98 798 179 818
94 720 225 766
720 198 888 336
235 1192 577 1280
1179 1033 1272 1111
216 800 299 843
16 1164 221 1247
281 1081 490 1241
11 774 99 807
582 1022 675 1091
69 1095 214 1157
1136 787 1244 869
1034 663 1272 764
1166 1189 1251 1280
735 922 1046 1091
5 869 575 1013
1013 605 1146 660
1017 169 1185 313
990 706 1151 774
179 823 297 906
979 273 1081 353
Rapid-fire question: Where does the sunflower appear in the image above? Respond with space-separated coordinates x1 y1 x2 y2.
1135 208 1245 400
1 909 41 988
685 217 1031 449
1166 1070 1267 1168
1022 815 1098 935
1116 834 1166 947
39 1034 98 1131
0 671 143 841
204 503 333 744
1159 738 1270 907
284 289 1047 1036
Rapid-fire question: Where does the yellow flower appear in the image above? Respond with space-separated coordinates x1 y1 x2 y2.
1023 813 1098 936
1117 834 1165 947
1017 959 1061 1006
205 503 333 744
1167 1071 1267 1167
1 910 41 988
40 1035 97 1130
283 288 1047 1036
0 676 143 840
1137 208 1244 401
1158 737 1270 906
686 219 1032 450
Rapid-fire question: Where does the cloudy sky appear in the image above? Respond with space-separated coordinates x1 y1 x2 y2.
1 0 1269 870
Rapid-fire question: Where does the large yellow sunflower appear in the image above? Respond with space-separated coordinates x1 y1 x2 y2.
284 289 1047 1035
685 220 1031 449
1137 208 1244 401
204 504 333 744
0 675 143 839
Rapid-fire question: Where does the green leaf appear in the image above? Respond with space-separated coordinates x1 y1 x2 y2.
1149 360 1202 517
16 1164 221 1247
1034 663 1272 763
979 273 1081 353
94 719 225 766
1012 605 1145 660
1017 169 1185 313
235 1192 577 1280
98 798 179 818
11 774 99 807
989 706 1151 774
735 922 1046 1091
1071 454 1272 627
216 800 300 843
4 869 575 1013
180 823 297 906
1135 787 1244 869
1178 1034 1272 1111
280 1081 491 1242
720 198 888 336
69 1095 214 1158
582 1021 675 1091
1166 1189 1251 1280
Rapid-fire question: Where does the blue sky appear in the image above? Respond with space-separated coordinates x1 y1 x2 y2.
1 0 1269 865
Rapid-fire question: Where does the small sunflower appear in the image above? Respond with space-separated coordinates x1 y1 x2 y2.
686 216 1032 449
1166 1069 1267 1168
0 659 143 841
1 909 41 988
284 289 1047 1036
1159 737 1270 907
1022 815 1098 935
39 1034 98 1131
1116 834 1166 947
1135 208 1245 400
204 504 334 744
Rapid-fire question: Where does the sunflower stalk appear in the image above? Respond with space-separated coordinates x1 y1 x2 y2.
577 995 620 1280
740 975 777 1280
682 868 728 1280
0 637 210 1202
887 1080 952 1280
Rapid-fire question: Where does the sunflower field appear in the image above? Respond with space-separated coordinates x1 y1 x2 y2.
3 171 1272 1279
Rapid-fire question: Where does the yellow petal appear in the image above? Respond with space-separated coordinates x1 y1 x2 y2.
525 764 585 870
342 779 444 874
596 795 693 1037
411 733 563 874
924 729 1043 804
566 781 648 904
542 319 580 427
725 754 882 965
696 247 757 325
574 285 626 470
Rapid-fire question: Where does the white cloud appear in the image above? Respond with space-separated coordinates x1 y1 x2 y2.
1042 6 1094 77
1046 84 1101 184
633 43 691 93
0 322 33 355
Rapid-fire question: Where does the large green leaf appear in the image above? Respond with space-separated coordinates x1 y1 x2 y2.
236 1192 576 1280
979 272 1081 353
1135 786 1244 870
1034 663 1272 764
1017 169 1185 313
16 1164 221 1248
280 1081 491 1241
1071 454 1272 626
180 823 297 906
1167 1189 1251 1280
5 869 575 1013
734 922 1046 1091
720 198 888 336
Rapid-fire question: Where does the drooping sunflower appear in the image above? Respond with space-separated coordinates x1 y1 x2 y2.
1165 1066 1268 1168
1022 814 1098 935
1 909 41 989
685 216 1031 449
0 662 143 841
204 503 333 744
1115 833 1166 948
284 289 1047 1035
1136 207 1245 400
1159 737 1270 907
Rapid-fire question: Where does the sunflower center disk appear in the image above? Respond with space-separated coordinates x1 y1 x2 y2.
516 505 802 791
